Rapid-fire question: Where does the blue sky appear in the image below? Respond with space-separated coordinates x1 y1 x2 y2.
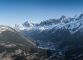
0 0 83 25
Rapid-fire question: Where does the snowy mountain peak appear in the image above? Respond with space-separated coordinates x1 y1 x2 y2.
59 15 67 23
79 14 83 18
13 13 83 34
60 15 67 20
74 13 83 19
23 20 36 27
26 20 35 24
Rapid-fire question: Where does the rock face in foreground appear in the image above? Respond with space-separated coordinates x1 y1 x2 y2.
0 25 47 60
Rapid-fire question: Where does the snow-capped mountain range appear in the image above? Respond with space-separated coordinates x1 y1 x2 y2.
1 13 83 59
13 13 83 34
12 13 83 59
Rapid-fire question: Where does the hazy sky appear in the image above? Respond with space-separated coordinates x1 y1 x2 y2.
0 0 83 25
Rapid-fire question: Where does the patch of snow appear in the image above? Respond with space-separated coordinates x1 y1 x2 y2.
36 40 56 50
0 26 14 33
49 53 56 58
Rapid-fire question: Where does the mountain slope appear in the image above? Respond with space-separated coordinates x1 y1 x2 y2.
0 25 47 60
0 25 36 46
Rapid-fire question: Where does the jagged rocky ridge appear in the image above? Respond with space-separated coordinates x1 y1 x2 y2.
13 13 83 60
13 13 83 34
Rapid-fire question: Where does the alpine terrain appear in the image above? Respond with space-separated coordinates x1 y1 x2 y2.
0 25 47 60
13 13 83 60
